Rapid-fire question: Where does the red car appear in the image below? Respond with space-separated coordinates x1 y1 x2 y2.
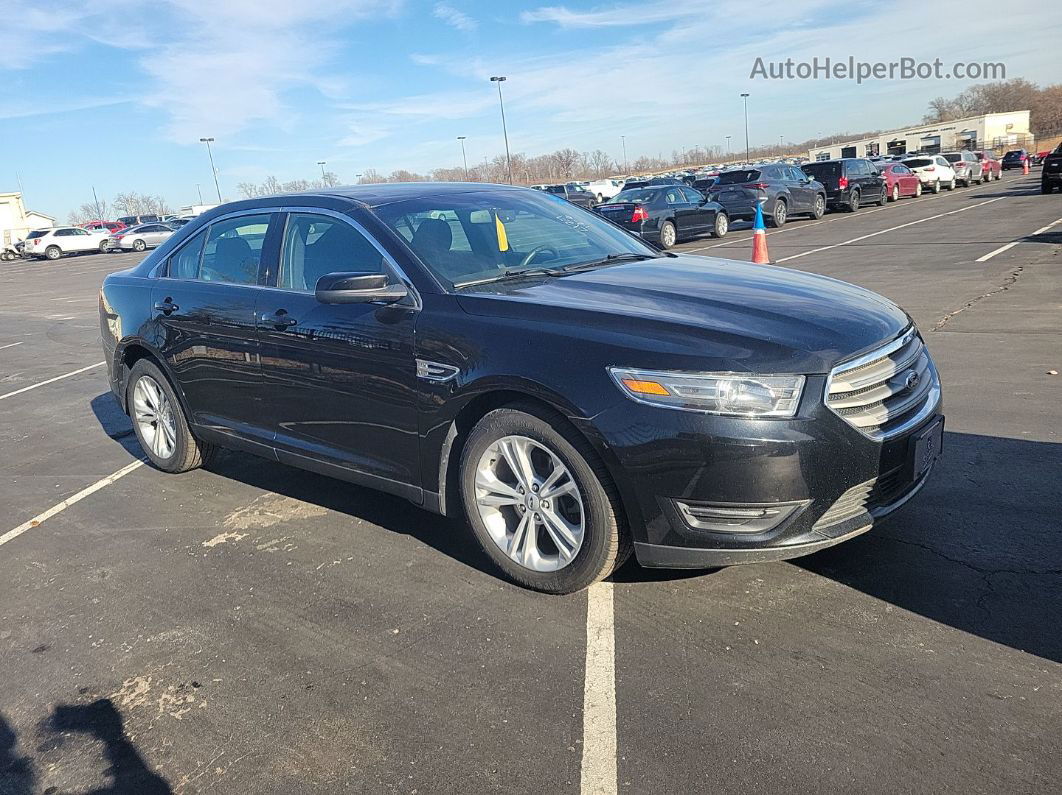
974 151 1002 180
879 162 922 200
80 220 127 234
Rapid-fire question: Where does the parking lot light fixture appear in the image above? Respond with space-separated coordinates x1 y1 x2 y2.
318 161 327 179
726 135 731 159
199 137 222 202
489 77 513 184
740 94 750 164
457 137 469 180
621 135 628 173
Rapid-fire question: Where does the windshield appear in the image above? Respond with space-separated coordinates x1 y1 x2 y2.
716 170 761 185
373 188 660 289
608 188 660 204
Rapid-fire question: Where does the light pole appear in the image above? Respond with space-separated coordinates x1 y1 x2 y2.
778 135 783 152
317 161 327 179
91 186 102 220
725 135 731 160
457 136 469 180
740 94 750 164
489 76 513 184
621 135 628 173
199 137 222 202
196 184 203 204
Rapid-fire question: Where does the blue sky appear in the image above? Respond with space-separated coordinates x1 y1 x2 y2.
2 0 1057 220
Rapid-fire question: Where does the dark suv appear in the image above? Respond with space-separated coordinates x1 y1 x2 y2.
1042 143 1062 193
1001 150 1029 171
543 184 597 209
707 163 826 227
99 183 943 594
801 159 886 212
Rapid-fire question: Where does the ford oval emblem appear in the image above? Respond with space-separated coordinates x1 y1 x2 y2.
904 370 920 390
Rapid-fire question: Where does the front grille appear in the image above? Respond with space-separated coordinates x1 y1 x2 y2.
825 328 940 440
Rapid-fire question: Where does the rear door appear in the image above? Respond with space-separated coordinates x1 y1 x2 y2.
151 212 279 449
255 209 422 493
783 166 812 212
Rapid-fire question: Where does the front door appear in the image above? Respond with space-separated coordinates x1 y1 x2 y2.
256 210 421 496
150 212 279 447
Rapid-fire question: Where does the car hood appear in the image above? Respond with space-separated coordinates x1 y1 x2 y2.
455 256 911 374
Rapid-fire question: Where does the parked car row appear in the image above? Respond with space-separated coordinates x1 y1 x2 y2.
10 217 194 261
584 150 1014 249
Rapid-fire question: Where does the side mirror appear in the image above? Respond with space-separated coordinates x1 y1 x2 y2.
315 271 408 305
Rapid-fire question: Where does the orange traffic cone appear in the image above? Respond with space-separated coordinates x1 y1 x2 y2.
751 201 770 264
1023 158 1030 175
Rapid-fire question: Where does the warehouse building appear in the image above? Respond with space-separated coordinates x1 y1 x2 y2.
809 111 1032 161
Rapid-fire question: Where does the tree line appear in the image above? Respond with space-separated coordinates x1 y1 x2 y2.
924 78 1062 137
67 192 171 224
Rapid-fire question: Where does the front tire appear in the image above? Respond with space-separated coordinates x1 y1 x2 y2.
877 186 888 206
889 185 899 202
658 220 677 249
914 181 923 197
127 359 215 473
460 404 629 594
931 179 941 194
947 177 956 190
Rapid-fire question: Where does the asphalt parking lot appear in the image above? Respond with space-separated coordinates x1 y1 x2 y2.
1 173 1060 794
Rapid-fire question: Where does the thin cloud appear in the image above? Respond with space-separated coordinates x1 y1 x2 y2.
433 3 478 32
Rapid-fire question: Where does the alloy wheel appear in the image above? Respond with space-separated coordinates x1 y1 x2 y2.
660 222 676 248
474 435 585 572
132 375 177 460
891 185 899 201
714 213 728 237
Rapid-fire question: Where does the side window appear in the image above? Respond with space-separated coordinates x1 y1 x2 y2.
279 213 386 292
168 230 207 279
55 229 71 237
200 214 272 285
664 188 684 205
680 187 702 203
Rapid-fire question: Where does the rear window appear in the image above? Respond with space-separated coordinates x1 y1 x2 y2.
943 154 962 163
800 162 839 179
544 186 565 194
716 170 761 185
26 230 49 239
904 158 932 167
1003 151 1022 158
608 188 660 204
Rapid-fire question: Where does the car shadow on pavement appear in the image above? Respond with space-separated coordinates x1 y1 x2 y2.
0 711 35 795
796 431 1062 663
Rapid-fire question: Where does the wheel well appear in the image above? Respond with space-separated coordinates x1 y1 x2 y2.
436 390 629 527
117 344 165 411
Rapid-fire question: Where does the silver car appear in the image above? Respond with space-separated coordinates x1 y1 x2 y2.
108 223 175 252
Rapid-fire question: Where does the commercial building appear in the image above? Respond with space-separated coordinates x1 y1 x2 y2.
809 111 1032 161
1 192 56 246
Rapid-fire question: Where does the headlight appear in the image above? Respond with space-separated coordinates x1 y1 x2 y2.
608 367 805 418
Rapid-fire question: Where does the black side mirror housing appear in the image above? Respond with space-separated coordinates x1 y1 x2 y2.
315 272 408 305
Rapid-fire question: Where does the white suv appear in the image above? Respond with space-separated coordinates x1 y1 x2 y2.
24 227 110 259
901 155 957 193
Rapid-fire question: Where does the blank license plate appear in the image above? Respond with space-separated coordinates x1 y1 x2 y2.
911 418 944 478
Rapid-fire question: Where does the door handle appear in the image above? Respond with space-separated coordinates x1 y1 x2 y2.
257 311 298 329
154 299 179 314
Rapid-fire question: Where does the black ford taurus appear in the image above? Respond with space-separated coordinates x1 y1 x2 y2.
99 183 943 593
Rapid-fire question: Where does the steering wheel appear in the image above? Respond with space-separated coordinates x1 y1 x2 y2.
518 244 559 268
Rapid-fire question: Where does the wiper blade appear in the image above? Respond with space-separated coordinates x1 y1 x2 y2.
559 252 660 272
454 267 559 288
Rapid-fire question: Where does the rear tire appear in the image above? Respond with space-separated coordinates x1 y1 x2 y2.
658 220 677 249
1043 183 1054 194
845 190 860 212
768 199 787 227
712 212 728 238
45 246 61 260
459 404 629 594
126 359 215 473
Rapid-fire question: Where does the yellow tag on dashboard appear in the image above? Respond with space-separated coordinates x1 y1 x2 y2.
495 214 509 251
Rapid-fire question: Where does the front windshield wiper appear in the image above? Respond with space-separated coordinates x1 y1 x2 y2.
558 252 661 273
453 253 662 288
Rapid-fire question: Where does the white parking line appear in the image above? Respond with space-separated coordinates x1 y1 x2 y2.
0 361 105 401
581 581 617 795
975 215 1062 262
0 459 145 548
0 342 24 351
775 197 1004 263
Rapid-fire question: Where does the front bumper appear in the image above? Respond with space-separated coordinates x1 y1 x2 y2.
579 377 943 569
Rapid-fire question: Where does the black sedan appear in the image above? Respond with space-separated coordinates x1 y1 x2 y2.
100 183 943 594
594 184 728 248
